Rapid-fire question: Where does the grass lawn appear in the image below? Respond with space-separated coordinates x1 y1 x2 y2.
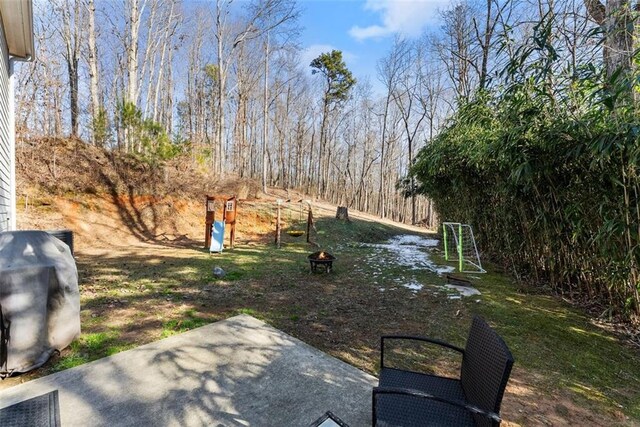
4 211 639 426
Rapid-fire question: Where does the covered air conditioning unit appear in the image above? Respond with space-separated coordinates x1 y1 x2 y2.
0 230 80 377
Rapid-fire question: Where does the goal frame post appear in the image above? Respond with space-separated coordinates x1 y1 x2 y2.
442 222 486 273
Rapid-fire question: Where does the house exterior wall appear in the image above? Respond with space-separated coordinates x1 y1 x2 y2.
0 22 11 232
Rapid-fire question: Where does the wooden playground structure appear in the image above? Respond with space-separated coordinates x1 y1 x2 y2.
204 195 237 249
274 199 313 248
203 196 315 250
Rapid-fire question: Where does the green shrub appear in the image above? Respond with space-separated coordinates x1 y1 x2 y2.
118 101 182 162
412 18 640 322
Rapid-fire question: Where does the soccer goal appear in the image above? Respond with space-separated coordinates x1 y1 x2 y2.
442 222 486 273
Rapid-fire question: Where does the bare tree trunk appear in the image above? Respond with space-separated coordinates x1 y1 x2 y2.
152 38 168 122
585 0 633 80
124 0 145 152
165 43 174 133
138 0 160 106
152 1 178 124
215 0 226 174
61 0 82 137
605 0 633 79
262 33 270 193
127 0 144 107
474 0 500 90
378 92 390 218
86 0 101 144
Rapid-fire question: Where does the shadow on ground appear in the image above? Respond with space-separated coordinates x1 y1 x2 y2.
0 316 375 426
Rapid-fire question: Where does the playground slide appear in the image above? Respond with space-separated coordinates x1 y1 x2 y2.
210 220 225 253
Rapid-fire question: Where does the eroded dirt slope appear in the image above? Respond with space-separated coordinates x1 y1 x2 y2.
16 138 277 249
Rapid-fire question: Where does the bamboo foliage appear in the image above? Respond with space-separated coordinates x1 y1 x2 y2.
412 15 640 322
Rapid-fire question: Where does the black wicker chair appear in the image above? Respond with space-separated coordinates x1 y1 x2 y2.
372 316 514 427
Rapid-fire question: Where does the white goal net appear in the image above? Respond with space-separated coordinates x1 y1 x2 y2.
442 222 485 273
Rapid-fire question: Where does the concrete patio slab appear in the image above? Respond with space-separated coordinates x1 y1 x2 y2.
0 315 377 426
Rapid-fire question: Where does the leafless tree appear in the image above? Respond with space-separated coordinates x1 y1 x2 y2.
57 0 83 137
212 0 299 175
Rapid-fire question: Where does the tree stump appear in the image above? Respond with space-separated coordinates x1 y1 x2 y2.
335 206 349 221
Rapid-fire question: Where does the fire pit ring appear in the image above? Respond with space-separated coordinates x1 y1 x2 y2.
308 251 335 273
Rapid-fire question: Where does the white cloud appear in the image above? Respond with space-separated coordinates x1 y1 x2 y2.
349 0 447 41
301 44 357 70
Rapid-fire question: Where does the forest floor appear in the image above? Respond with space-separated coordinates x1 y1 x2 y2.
3 139 640 426
0 190 637 426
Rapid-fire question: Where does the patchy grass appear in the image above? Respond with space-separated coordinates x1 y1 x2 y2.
51 355 89 372
161 309 211 338
235 308 261 317
51 330 122 372
105 344 137 356
4 209 639 426
470 269 640 421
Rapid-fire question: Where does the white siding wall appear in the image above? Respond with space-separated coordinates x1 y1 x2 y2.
0 23 10 232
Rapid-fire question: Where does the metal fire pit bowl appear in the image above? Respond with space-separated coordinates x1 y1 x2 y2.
308 251 336 273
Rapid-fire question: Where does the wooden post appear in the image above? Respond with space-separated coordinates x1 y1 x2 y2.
229 223 236 248
224 196 237 249
205 196 216 248
306 203 313 243
275 200 282 248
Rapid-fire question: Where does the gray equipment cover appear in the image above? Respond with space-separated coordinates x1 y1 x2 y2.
0 231 80 377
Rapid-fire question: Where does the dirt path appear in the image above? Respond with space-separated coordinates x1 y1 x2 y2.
311 200 435 234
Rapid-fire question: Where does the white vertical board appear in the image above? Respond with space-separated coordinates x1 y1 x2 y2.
0 23 11 231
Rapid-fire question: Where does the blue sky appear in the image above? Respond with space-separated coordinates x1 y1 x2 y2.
297 0 450 93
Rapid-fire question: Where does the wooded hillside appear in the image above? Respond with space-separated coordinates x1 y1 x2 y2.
16 0 440 225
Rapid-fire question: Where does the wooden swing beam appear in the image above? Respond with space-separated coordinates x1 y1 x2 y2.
274 200 313 248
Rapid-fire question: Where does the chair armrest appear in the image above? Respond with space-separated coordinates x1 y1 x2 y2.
372 386 502 425
380 335 464 369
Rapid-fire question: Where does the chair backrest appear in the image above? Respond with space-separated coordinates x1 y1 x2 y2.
460 316 514 427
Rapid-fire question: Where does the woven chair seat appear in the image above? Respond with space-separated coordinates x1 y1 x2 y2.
372 316 514 427
376 368 473 426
